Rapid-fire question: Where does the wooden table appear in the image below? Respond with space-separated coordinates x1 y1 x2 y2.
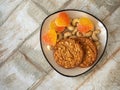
0 0 120 90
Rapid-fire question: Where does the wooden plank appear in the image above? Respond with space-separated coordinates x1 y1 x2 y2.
65 0 120 20
0 0 46 64
113 50 120 63
93 0 120 12
103 7 120 58
0 0 23 25
19 30 52 73
78 59 120 90
0 51 46 90
35 70 94 90
32 0 69 14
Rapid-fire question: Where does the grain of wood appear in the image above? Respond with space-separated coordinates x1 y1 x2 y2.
19 30 52 73
32 0 69 13
103 6 120 58
65 0 120 20
0 51 46 90
0 0 23 25
28 69 53 90
35 70 93 90
0 0 46 64
77 58 120 90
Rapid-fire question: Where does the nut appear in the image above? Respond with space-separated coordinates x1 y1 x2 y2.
64 32 72 39
72 27 78 35
76 31 83 37
72 18 79 26
92 30 100 41
92 32 99 41
67 25 74 31
83 31 93 37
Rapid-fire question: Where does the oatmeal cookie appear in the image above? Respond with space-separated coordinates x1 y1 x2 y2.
77 37 97 68
54 38 84 68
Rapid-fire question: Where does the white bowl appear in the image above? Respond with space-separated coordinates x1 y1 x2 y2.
40 9 108 77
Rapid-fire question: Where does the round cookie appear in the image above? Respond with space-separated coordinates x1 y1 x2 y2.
54 38 84 68
76 37 97 68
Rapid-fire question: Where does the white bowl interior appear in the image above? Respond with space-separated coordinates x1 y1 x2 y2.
41 10 107 76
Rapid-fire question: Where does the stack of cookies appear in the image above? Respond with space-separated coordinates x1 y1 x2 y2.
53 37 97 69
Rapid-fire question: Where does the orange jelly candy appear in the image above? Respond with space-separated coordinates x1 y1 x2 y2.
77 17 94 33
50 20 65 32
55 12 70 27
43 29 57 46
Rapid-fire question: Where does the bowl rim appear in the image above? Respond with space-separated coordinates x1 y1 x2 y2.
40 9 108 77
